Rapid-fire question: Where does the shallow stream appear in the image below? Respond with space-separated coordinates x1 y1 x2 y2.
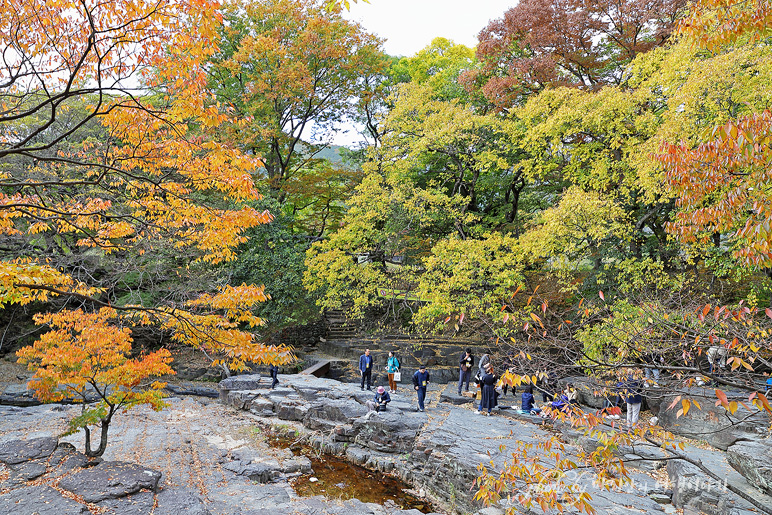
265 431 435 513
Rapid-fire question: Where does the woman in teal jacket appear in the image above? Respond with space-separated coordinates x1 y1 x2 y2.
386 351 400 392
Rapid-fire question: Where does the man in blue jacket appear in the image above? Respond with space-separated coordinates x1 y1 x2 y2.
412 364 430 412
359 349 373 390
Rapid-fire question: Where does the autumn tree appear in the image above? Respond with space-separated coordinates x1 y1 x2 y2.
207 0 386 199
468 0 686 110
17 309 174 457
657 1 772 271
1 0 293 455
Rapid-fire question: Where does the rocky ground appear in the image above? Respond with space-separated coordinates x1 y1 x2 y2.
220 373 772 515
2 364 771 515
0 390 438 514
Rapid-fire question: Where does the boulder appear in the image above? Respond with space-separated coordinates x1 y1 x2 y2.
58 461 162 503
219 374 266 391
667 447 772 515
280 456 312 474
726 440 772 496
303 398 368 430
658 389 768 450
248 397 276 417
225 390 263 410
164 384 219 398
0 437 58 465
0 384 43 407
276 399 309 421
0 485 88 514
12 459 48 480
352 411 424 453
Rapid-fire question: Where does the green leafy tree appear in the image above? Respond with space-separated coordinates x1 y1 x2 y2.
208 0 386 200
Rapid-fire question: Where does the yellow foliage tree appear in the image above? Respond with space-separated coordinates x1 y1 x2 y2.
1 0 293 453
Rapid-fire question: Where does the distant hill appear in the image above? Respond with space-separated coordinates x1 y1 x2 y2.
313 145 347 165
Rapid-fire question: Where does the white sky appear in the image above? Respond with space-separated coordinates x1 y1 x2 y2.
321 0 516 147
342 0 516 57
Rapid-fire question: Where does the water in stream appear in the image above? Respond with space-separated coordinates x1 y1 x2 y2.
266 431 436 513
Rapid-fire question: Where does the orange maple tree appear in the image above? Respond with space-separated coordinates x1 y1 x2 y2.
17 308 174 457
1 0 293 454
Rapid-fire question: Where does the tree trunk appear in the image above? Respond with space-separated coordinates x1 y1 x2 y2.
84 419 111 458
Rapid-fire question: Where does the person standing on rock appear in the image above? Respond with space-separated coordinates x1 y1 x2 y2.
478 353 490 378
412 364 430 412
386 351 400 393
457 348 474 396
359 349 374 390
622 371 643 429
269 364 279 389
477 363 498 416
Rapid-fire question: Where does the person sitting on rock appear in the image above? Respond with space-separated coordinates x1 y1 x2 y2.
521 385 541 415
366 386 391 412
537 371 557 403
549 385 575 414
550 393 570 412
602 384 621 420
644 351 664 386
706 345 728 385
565 383 579 405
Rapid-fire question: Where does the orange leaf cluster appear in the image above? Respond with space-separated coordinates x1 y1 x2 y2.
659 110 772 266
16 308 173 408
679 0 772 50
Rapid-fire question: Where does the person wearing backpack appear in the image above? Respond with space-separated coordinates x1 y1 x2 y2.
386 351 400 392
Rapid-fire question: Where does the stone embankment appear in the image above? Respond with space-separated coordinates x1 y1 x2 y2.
220 373 772 515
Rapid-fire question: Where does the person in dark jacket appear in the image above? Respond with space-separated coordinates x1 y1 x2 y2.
550 392 571 412
477 364 498 415
620 373 643 429
457 348 474 395
521 385 541 414
366 386 391 412
359 349 374 390
412 364 430 412
269 364 279 389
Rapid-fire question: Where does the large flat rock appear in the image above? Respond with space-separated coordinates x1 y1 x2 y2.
0 485 88 514
0 436 58 465
58 461 162 503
